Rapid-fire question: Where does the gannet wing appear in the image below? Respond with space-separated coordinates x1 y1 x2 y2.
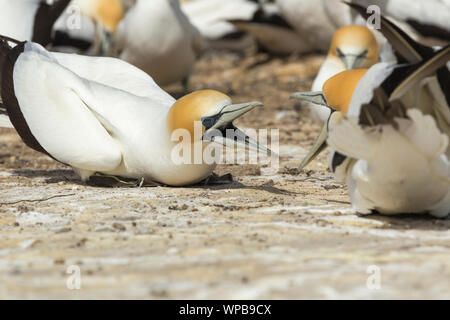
49 51 175 106
2 42 123 173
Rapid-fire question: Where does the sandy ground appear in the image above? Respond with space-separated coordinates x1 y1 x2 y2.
0 50 449 299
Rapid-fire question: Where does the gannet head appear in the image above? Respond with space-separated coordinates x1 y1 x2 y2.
167 90 271 155
290 69 368 170
328 25 379 70
74 0 124 32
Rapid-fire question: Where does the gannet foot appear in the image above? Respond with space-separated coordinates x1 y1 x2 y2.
202 173 234 186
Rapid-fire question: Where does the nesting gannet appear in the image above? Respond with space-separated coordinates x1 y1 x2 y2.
0 37 270 186
291 4 450 216
112 0 205 87
0 0 70 45
52 0 125 54
304 25 380 122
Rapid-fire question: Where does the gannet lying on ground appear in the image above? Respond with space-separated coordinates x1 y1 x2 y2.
291 3 450 217
303 25 380 122
112 0 205 87
0 37 270 186
0 0 70 46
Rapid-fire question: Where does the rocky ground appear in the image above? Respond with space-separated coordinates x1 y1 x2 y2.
0 50 449 299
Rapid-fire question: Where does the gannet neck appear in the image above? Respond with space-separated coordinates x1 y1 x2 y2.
323 68 369 114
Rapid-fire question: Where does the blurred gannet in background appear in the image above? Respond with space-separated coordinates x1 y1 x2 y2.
227 2 312 55
0 37 269 186
0 0 70 45
180 0 258 51
52 0 125 54
305 25 380 122
112 0 205 87
276 0 350 52
291 3 450 216
356 0 450 46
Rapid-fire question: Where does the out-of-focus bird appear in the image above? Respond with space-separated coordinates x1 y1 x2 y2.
112 0 205 87
290 3 450 217
52 0 125 54
0 37 269 186
181 0 258 51
356 0 450 46
302 25 380 122
0 0 70 46
276 0 351 52
227 2 312 55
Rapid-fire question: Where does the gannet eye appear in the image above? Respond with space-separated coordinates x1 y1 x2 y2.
357 49 368 59
336 48 345 58
201 116 217 129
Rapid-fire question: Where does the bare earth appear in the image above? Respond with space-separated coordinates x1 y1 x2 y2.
0 51 449 299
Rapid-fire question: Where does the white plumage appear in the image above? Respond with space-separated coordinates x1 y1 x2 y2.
0 0 40 42
113 0 205 86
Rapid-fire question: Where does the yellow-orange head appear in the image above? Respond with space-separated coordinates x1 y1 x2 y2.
323 68 369 114
328 25 379 69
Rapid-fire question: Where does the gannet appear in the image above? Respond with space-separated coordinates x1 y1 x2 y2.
0 0 70 45
52 0 125 54
0 37 270 186
291 3 450 216
275 0 349 52
112 0 205 87
306 25 380 122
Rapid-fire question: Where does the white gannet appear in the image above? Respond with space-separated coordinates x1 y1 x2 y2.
52 0 125 54
0 0 70 45
290 3 450 217
0 37 270 186
113 0 205 87
307 25 380 122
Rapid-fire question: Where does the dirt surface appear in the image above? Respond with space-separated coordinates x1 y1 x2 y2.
0 50 449 299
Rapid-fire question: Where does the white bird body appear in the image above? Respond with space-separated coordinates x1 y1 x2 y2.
331 110 450 217
357 0 450 44
114 0 204 86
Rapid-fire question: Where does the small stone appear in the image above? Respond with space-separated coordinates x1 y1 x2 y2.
112 223 126 231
